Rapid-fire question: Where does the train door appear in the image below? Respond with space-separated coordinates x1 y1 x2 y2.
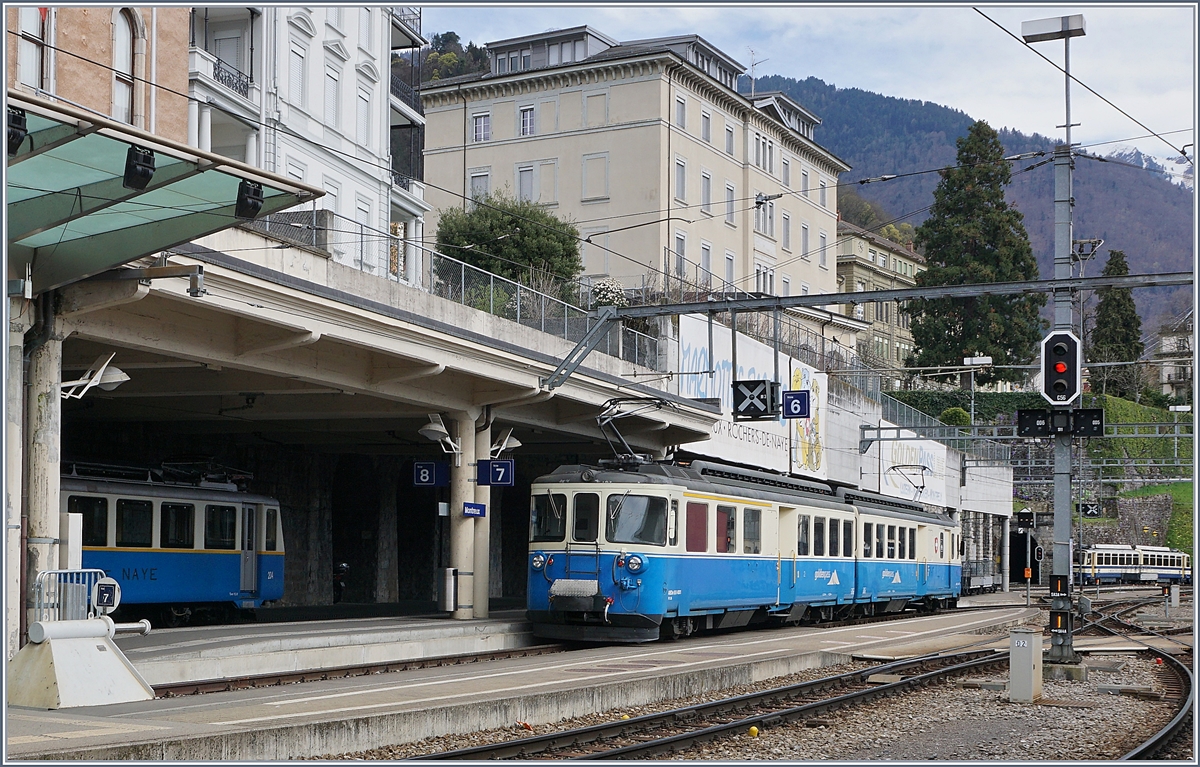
778 506 797 603
240 504 257 593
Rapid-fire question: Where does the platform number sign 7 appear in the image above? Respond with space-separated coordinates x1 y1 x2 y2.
477 459 515 487
782 390 811 420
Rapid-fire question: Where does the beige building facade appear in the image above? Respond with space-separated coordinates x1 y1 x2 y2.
420 27 849 308
7 6 191 142
836 220 925 374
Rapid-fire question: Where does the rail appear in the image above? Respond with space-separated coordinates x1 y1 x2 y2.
390 6 422 38
1120 651 1194 759
32 569 107 622
390 73 423 114
212 57 250 98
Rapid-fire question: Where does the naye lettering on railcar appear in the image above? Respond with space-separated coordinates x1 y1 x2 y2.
121 567 158 581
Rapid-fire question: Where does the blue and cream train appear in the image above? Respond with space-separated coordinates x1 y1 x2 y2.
62 473 285 625
1074 544 1192 586
527 460 961 642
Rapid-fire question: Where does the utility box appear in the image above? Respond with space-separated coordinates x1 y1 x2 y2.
1009 627 1043 703
437 567 457 612
1170 584 1180 608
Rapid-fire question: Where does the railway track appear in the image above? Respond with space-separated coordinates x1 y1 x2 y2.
1120 651 1193 760
151 643 567 698
410 650 1008 760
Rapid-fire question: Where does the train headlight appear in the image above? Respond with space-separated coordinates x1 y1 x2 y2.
626 554 645 573
531 553 546 571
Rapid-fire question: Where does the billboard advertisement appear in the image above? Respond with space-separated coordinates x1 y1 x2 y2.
877 419 947 506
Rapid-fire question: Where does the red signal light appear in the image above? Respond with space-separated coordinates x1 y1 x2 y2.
1054 361 1068 374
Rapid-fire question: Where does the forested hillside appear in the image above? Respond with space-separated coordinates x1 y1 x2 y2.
748 74 1194 329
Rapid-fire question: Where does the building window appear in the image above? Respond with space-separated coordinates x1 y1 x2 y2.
676 96 686 129
518 166 534 201
17 6 47 89
473 113 491 142
725 251 735 284
470 172 490 201
522 48 531 70
520 106 535 136
868 248 876 264
782 212 791 250
497 55 508 74
782 276 790 296
674 232 687 276
725 184 735 224
701 172 712 213
357 85 370 143
801 170 809 197
325 66 340 127
359 8 371 45
801 282 810 295
675 159 686 201
113 10 135 123
700 243 712 286
782 158 790 187
290 42 307 107
820 232 828 266
725 124 734 155
754 264 775 294
701 111 711 142
754 198 775 237
820 180 828 208
802 224 810 258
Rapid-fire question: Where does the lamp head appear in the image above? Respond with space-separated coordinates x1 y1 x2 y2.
418 414 451 442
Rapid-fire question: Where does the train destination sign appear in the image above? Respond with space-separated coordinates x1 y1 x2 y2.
463 502 486 518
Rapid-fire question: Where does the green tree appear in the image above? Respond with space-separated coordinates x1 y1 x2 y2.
906 121 1046 385
1088 250 1144 399
436 191 582 287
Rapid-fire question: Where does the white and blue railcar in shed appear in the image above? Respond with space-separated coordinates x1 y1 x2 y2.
526 460 961 642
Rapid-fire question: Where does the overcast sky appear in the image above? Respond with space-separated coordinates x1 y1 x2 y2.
420 3 1196 167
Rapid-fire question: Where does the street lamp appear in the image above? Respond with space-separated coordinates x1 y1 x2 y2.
1021 15 1086 147
963 356 993 425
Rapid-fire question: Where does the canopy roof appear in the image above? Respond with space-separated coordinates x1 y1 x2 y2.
6 90 323 294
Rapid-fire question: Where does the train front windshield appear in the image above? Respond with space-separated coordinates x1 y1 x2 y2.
531 493 567 542
606 494 668 545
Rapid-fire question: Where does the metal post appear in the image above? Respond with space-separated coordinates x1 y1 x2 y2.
1026 529 1031 608
970 368 976 425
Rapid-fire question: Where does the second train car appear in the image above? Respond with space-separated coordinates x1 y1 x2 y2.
527 460 961 642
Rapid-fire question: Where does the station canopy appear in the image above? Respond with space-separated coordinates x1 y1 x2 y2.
6 90 323 294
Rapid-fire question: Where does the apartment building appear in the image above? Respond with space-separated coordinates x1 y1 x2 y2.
186 6 429 279
420 26 849 310
836 220 924 372
1154 308 1193 401
7 6 191 140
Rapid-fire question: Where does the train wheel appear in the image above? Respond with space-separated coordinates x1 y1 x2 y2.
660 617 692 640
161 606 192 628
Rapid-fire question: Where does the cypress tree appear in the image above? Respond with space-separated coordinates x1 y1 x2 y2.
1088 250 1144 398
906 121 1046 385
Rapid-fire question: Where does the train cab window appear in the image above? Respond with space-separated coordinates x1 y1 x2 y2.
606 494 668 546
828 517 839 556
160 503 195 548
898 526 906 559
843 521 853 557
862 523 872 558
813 518 825 557
909 529 916 559
531 493 567 542
798 515 810 556
115 499 153 547
265 508 278 551
717 505 736 553
686 502 708 552
69 495 108 547
204 504 238 549
743 508 761 554
887 526 896 558
573 493 600 542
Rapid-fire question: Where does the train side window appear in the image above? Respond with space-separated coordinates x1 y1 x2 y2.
573 493 600 542
743 508 761 554
160 503 195 548
669 500 678 546
716 505 736 553
531 493 567 542
686 502 708 552
798 515 810 556
827 517 839 557
887 525 896 558
204 504 238 550
939 532 945 560
898 526 906 559
606 494 668 546
116 499 153 547
265 508 278 551
875 526 884 558
813 517 825 557
863 523 872 558
843 520 853 557
69 495 108 547
909 529 916 560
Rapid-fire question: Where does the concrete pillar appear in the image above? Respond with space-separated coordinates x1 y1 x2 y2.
1001 515 1010 592
406 218 423 288
473 422 490 619
374 457 399 603
449 413 476 619
187 98 199 148
26 312 64 631
198 102 212 152
7 298 32 659
245 130 258 168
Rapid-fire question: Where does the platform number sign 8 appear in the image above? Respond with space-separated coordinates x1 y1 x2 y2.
415 463 434 485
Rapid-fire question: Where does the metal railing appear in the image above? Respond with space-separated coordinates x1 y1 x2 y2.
32 569 106 622
213 57 250 98
391 6 422 38
390 73 423 114
881 393 1010 462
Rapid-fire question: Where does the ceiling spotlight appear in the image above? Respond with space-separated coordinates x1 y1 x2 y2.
61 353 130 399
419 414 461 455
489 427 522 458
235 179 264 219
123 145 156 190
7 106 28 156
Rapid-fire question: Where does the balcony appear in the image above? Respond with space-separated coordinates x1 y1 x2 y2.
390 6 425 50
390 73 423 115
212 57 250 98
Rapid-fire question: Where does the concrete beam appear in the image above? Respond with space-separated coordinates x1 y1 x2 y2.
58 281 149 319
236 327 321 357
368 361 444 385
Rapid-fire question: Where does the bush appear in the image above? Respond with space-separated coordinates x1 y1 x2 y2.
938 407 972 426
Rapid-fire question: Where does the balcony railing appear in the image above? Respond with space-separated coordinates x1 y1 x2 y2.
212 57 250 98
390 73 423 114
391 7 421 37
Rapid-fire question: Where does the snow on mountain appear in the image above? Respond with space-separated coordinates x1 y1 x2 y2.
1105 144 1194 191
